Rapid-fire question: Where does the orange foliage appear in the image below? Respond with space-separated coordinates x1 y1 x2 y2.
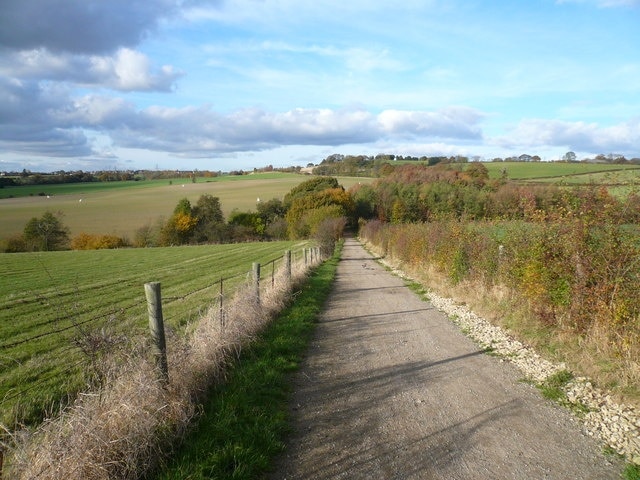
71 233 127 250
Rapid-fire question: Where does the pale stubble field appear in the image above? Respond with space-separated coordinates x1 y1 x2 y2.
0 173 370 241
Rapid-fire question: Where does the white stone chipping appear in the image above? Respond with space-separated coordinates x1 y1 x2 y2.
387 264 640 465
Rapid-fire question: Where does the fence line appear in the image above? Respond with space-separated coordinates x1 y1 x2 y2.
0 246 320 426
0 249 301 349
0 359 88 405
142 247 318 385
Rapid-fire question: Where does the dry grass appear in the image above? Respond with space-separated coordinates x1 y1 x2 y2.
2 252 320 479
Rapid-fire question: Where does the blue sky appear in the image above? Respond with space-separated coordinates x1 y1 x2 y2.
1 0 639 172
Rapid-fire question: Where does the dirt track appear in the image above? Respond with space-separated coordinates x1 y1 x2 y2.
270 238 624 479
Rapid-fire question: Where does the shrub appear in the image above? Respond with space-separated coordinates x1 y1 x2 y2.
23 211 70 251
314 216 347 256
71 233 128 250
1 234 28 253
359 216 640 361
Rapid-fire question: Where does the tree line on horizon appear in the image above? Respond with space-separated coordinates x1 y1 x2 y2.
0 165 304 189
312 151 640 177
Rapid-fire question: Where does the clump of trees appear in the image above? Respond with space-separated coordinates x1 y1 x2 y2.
2 212 132 252
283 177 353 239
134 194 228 247
71 233 128 250
3 211 71 252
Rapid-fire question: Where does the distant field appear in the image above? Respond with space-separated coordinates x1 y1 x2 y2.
0 240 304 426
0 177 175 199
478 161 640 181
0 173 370 241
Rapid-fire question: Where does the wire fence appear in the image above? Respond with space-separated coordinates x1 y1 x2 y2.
0 246 320 429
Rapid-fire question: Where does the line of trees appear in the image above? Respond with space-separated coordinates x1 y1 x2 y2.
311 152 640 177
0 165 307 188
349 163 640 224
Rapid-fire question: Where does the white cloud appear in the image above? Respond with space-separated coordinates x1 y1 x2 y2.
378 107 483 139
107 105 485 156
1 48 182 92
0 78 489 158
494 118 640 154
92 48 182 91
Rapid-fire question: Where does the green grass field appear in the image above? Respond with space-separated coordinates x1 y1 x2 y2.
478 161 640 182
0 241 305 427
0 173 370 242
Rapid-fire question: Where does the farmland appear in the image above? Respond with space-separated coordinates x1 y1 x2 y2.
0 172 370 242
2 163 639 427
0 240 305 426
479 161 640 180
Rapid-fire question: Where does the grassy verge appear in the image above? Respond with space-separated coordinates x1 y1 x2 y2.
625 463 640 480
153 243 341 479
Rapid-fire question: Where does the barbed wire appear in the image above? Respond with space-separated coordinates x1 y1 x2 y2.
1 359 87 406
0 246 314 412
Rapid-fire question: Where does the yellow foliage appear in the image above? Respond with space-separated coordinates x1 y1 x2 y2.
71 233 126 250
173 212 198 233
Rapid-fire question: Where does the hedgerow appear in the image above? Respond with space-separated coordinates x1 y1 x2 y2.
360 216 640 394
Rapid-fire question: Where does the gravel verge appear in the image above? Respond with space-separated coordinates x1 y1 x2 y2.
386 262 640 466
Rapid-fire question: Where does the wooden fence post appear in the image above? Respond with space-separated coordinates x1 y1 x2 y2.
144 282 169 384
219 277 224 326
252 262 261 306
271 259 275 287
284 250 292 284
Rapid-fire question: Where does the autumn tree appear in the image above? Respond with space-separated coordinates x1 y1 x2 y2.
285 186 353 239
228 211 265 241
159 198 198 245
23 211 70 251
283 176 340 208
192 194 227 243
256 198 286 224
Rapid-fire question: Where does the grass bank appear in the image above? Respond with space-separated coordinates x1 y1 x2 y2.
4 243 331 479
154 242 341 479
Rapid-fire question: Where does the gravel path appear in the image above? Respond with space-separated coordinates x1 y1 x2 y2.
270 238 625 479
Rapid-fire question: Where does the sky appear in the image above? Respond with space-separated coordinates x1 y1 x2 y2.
1 0 640 173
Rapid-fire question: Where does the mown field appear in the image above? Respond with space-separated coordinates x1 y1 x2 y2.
0 240 305 427
0 172 370 241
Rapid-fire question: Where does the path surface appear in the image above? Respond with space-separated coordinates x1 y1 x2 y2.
270 238 624 479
